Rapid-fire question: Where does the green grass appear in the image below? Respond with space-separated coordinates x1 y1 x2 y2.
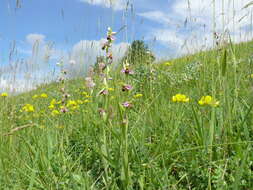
0 40 253 190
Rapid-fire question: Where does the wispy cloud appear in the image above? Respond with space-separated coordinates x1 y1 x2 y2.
26 33 46 45
139 0 253 56
65 39 129 77
138 11 172 25
0 33 61 93
0 33 129 93
79 0 129 10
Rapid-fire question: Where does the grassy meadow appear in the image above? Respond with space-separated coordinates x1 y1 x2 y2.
0 26 253 190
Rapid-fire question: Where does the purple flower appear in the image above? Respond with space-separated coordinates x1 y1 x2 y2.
99 89 109 95
85 77 96 89
107 53 113 60
121 68 134 75
122 101 132 108
99 62 106 71
122 84 133 92
98 108 106 117
59 77 65 82
107 35 115 41
60 107 68 113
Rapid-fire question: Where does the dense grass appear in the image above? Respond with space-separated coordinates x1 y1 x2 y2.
0 40 253 190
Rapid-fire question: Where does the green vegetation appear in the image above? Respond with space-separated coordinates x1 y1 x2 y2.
122 40 155 66
0 35 253 190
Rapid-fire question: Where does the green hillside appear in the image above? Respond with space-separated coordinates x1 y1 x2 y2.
0 40 253 189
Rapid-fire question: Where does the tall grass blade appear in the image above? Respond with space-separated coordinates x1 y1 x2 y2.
221 49 227 76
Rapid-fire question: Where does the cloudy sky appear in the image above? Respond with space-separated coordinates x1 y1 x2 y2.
0 0 253 92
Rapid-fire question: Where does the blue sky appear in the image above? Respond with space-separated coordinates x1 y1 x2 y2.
0 0 252 92
0 0 177 65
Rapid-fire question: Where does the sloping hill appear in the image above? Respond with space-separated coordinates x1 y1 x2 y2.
0 40 253 189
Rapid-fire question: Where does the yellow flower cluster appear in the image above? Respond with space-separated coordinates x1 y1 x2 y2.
164 61 173 66
198 96 219 107
172 94 220 107
22 104 35 112
33 93 48 99
46 94 92 115
81 91 92 98
48 99 61 110
172 94 190 103
1 92 8 97
67 100 79 110
77 100 83 105
51 110 60 116
40 93 48 98
47 99 62 116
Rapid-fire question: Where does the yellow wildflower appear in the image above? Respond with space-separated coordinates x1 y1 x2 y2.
70 105 79 110
1 92 8 97
48 104 55 110
134 93 143 98
107 88 114 91
40 93 48 98
83 99 91 103
51 110 60 116
67 100 78 107
82 91 92 98
32 94 38 99
22 104 35 112
198 96 219 107
172 94 189 103
77 100 83 104
50 99 57 105
66 100 79 110
164 61 173 66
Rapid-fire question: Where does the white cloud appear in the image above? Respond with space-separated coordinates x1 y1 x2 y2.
65 39 129 77
11 34 129 91
26 33 45 45
71 38 128 62
138 11 172 25
79 0 128 10
149 28 213 56
23 33 65 64
139 0 253 56
151 29 184 47
0 33 61 93
172 0 252 32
